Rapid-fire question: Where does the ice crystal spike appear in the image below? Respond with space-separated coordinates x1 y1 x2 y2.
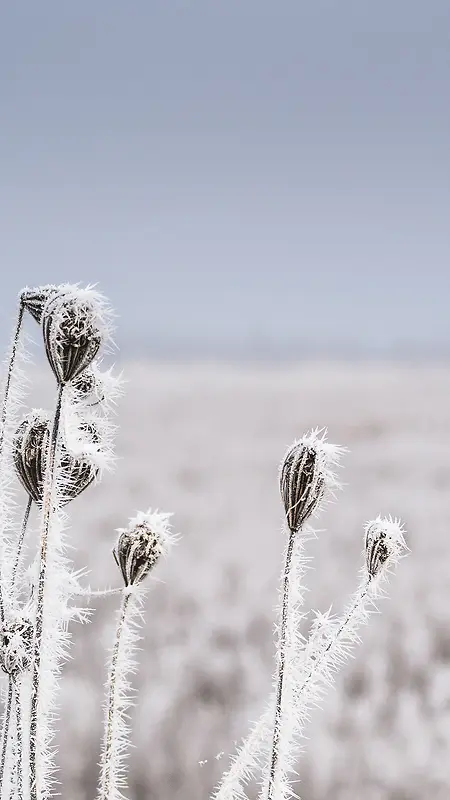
42 293 103 384
365 516 406 578
13 412 51 504
20 285 58 324
0 617 33 676
113 511 174 587
13 412 99 506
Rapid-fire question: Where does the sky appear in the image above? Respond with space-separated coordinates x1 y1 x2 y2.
1 1 449 357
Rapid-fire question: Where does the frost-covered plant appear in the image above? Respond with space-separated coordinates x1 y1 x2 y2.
0 284 176 800
0 283 408 800
214 432 408 800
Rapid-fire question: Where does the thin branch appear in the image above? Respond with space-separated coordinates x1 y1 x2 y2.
11 497 33 591
29 384 64 800
13 679 24 800
0 680 14 797
267 530 295 800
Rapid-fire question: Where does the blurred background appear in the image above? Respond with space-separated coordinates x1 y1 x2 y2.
2 2 450 798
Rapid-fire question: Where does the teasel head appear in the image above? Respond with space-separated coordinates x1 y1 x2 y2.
364 516 407 579
42 285 114 385
113 509 176 587
280 428 344 533
13 411 99 505
0 615 34 676
20 284 59 324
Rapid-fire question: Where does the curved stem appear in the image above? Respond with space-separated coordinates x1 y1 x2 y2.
99 591 131 800
300 581 371 691
267 529 296 800
0 680 14 796
11 497 33 591
29 384 64 800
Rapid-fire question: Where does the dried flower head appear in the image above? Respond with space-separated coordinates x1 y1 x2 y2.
365 516 407 578
20 285 59 323
0 616 34 676
70 365 123 411
42 286 113 384
280 428 344 532
113 509 175 587
13 411 51 504
14 411 98 505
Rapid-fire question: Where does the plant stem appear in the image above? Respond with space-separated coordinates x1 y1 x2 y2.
300 581 371 691
99 591 131 800
267 529 296 800
0 302 24 459
0 680 13 797
29 384 64 800
11 497 33 591
13 679 23 800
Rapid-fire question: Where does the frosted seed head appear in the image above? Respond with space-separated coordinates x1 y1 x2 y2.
70 365 123 410
58 429 99 503
13 411 51 504
0 616 34 676
42 286 113 384
280 429 344 532
72 368 97 399
365 516 407 578
113 509 175 586
13 411 98 505
21 285 59 323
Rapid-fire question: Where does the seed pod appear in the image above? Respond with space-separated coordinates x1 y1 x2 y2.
0 617 34 676
364 517 406 578
13 413 98 506
280 442 326 532
13 413 51 504
365 524 389 577
71 368 105 407
21 285 58 324
114 525 161 587
42 293 103 384
58 421 100 501
113 511 174 587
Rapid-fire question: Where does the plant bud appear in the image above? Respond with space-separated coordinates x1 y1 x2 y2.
0 617 33 676
42 293 104 384
113 510 175 587
13 413 98 505
21 285 58 324
364 517 406 578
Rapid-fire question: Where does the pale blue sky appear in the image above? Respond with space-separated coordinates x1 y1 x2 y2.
1 1 449 356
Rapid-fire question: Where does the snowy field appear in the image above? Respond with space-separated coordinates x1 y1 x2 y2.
22 362 450 799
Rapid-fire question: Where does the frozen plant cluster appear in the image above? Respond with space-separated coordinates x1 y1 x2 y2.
0 284 408 800
0 285 176 800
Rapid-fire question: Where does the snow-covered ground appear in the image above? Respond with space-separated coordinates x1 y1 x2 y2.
24 362 450 798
